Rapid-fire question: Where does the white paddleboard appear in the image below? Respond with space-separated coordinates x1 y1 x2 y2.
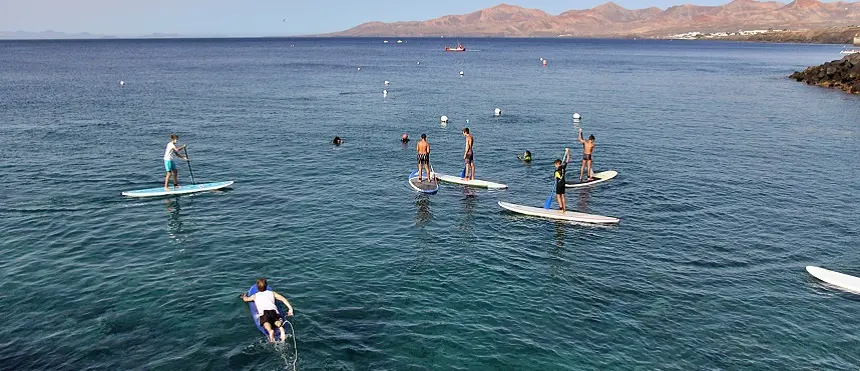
566 170 618 188
121 181 234 198
806 266 860 294
431 172 507 189
498 201 619 224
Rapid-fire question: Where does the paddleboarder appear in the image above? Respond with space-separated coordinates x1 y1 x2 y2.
554 149 571 213
576 128 595 182
462 128 475 180
163 134 188 191
416 134 433 182
241 278 294 343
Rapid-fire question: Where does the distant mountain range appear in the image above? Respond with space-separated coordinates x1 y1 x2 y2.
328 0 860 37
0 31 187 40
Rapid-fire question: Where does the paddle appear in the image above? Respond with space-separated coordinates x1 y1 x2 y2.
460 166 466 178
184 147 196 185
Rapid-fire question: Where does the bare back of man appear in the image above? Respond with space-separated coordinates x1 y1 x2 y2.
416 135 432 181
577 128 596 182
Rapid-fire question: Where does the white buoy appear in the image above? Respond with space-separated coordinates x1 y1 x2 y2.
357 67 361 71
384 81 390 86
441 115 449 123
466 119 470 124
383 89 388 98
119 80 125 87
459 71 464 76
573 112 582 127
494 108 502 116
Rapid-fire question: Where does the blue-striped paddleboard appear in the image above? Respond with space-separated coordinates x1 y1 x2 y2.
121 181 234 198
408 171 439 194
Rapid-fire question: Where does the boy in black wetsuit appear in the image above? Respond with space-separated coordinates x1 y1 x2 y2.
554 148 571 212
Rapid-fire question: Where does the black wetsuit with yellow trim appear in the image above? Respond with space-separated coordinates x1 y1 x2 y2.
554 164 567 195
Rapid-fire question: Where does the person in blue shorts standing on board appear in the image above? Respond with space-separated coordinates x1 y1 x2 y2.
462 128 475 180
163 134 188 191
241 278 294 343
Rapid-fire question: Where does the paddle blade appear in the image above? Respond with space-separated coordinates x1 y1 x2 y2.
460 166 466 178
544 190 553 209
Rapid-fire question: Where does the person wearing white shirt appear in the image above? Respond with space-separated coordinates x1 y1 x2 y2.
241 278 295 343
163 134 188 191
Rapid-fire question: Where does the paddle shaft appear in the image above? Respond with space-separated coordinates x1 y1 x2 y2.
184 147 196 184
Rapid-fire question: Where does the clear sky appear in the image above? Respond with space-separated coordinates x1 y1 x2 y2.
0 0 854 36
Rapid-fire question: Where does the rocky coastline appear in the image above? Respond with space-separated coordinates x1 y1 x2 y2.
790 54 860 94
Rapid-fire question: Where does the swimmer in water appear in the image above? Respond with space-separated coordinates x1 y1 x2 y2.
332 136 343 146
517 150 532 163
401 133 410 143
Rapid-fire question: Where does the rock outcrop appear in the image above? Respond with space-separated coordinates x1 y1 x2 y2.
790 54 860 94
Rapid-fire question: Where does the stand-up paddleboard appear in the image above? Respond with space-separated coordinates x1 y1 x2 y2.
247 285 296 343
498 201 619 224
806 266 860 294
408 171 439 194
566 170 618 188
121 181 234 198
431 172 507 189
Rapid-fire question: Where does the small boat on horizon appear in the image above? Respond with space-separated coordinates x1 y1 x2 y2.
445 41 466 52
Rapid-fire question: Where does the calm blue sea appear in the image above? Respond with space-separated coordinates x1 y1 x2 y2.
1 37 859 370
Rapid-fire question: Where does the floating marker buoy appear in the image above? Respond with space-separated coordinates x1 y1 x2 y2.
573 112 582 127
494 108 502 116
384 81 390 86
441 116 449 123
383 89 388 98
466 119 470 124
357 67 361 71
119 80 125 87
459 71 464 76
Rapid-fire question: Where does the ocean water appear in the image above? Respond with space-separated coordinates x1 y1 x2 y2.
1 37 859 370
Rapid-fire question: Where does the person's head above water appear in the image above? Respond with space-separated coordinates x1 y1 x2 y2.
333 136 342 145
256 278 268 291
524 150 532 158
401 133 409 142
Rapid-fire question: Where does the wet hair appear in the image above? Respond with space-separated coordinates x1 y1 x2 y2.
554 159 562 166
333 136 342 144
525 151 531 156
589 135 595 141
256 278 268 291
170 134 178 141
421 134 427 139
462 128 470 134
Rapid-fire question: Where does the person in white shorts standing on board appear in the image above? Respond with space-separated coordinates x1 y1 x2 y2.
242 278 294 343
163 134 188 191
